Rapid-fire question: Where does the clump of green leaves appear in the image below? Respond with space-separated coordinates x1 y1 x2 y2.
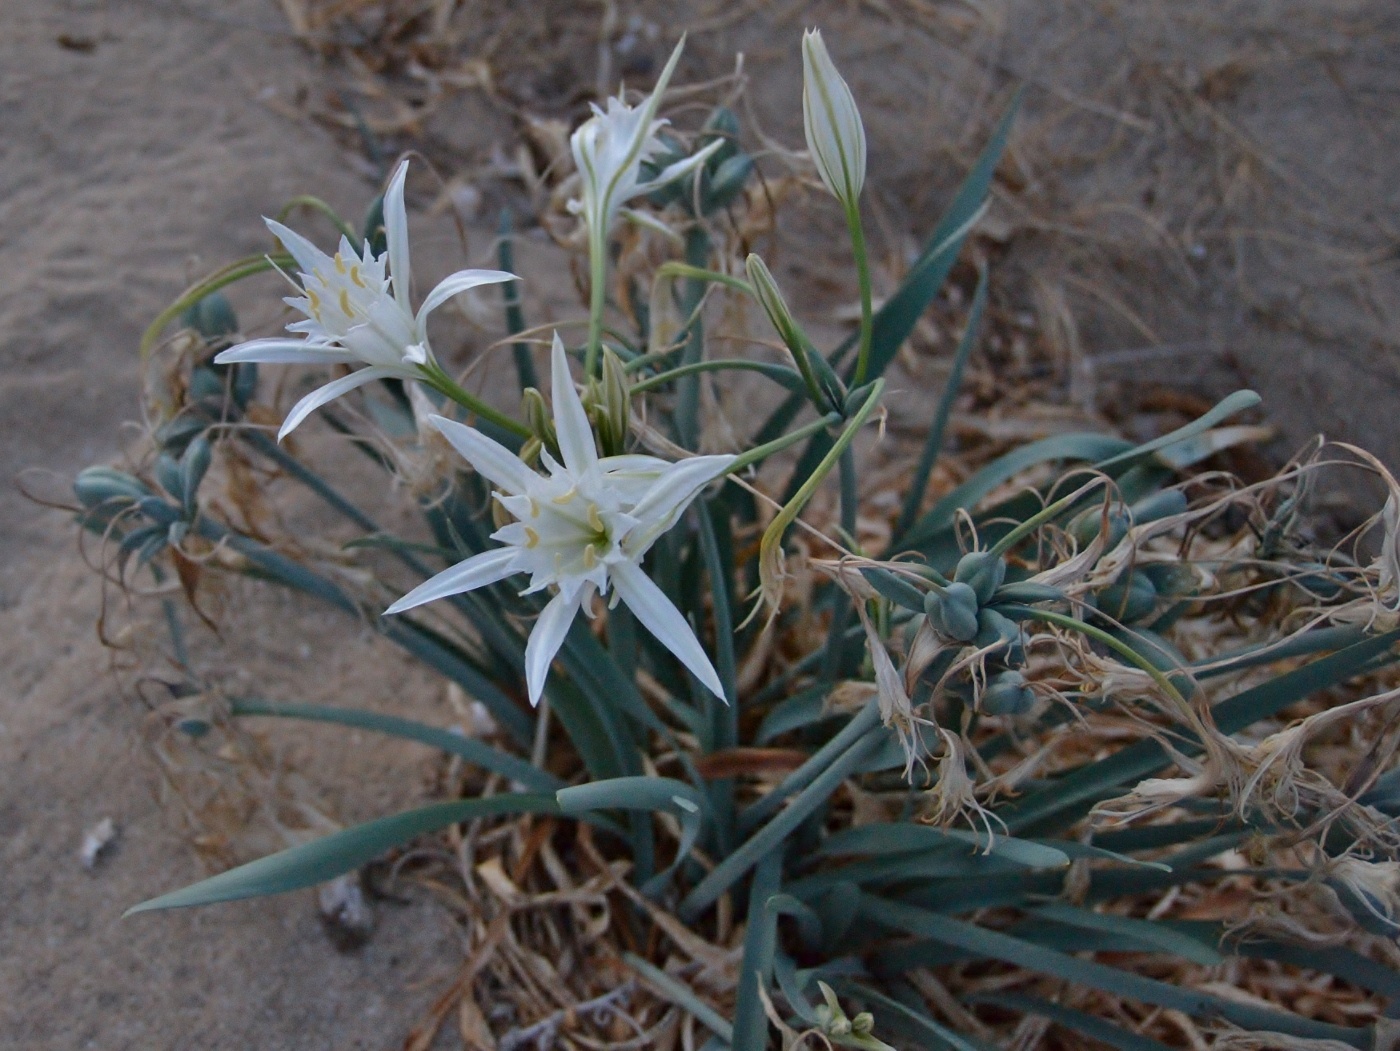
80 32 1400 1051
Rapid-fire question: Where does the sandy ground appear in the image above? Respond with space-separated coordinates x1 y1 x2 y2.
4 1 1399 1048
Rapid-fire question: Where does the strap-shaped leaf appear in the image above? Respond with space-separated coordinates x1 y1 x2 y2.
126 794 560 914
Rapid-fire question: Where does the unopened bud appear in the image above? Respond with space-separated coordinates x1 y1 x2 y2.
802 29 867 208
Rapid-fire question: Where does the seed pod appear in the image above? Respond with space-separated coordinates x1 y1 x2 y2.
155 452 183 501
179 435 212 519
1094 571 1158 623
954 550 1006 606
975 607 1025 666
1140 562 1197 598
704 152 753 211
981 669 1036 716
74 467 151 509
182 291 238 340
230 360 259 411
137 496 182 527
1070 505 1130 551
1130 488 1188 525
924 581 980 642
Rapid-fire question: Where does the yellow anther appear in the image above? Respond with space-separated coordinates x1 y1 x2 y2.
528 497 541 517
338 289 352 316
583 545 598 570
523 526 540 549
551 486 578 505
334 251 347 275
306 288 322 317
587 503 604 532
349 264 365 288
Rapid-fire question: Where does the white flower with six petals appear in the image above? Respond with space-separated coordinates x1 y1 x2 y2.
386 334 735 706
569 37 721 241
215 159 516 439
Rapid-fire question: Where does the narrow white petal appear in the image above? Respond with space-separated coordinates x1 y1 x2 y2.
525 591 580 706
549 333 598 476
612 560 725 701
264 218 330 277
416 269 518 328
384 159 413 315
384 547 518 614
277 366 400 440
632 138 723 198
626 455 735 549
428 415 536 496
599 453 670 474
214 338 358 366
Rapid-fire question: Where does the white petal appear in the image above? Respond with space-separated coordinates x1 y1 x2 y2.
383 547 518 614
599 453 670 474
428 415 536 496
214 338 359 366
264 218 330 277
525 590 580 706
277 366 400 440
384 159 413 315
631 138 723 198
416 269 518 328
549 333 598 476
626 455 735 551
611 559 725 701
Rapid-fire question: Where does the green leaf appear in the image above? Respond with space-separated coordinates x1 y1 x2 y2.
754 685 832 744
859 895 1370 1046
896 265 988 539
899 434 1131 553
1028 902 1223 965
126 794 560 914
731 852 784 1051
969 992 1173 1051
227 698 560 792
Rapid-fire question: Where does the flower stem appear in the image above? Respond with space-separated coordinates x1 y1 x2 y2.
421 365 532 439
584 228 608 378
847 201 874 386
724 412 842 476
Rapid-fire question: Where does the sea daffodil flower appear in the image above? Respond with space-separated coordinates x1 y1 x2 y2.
569 36 722 241
386 334 735 705
215 159 517 440
801 29 867 209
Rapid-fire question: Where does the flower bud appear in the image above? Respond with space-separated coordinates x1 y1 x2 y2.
746 253 803 354
598 348 630 456
801 29 867 208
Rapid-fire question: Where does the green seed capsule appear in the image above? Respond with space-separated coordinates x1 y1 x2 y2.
74 467 151 509
954 550 1006 606
981 669 1036 716
155 452 183 501
180 436 212 518
975 607 1025 666
925 581 980 641
1094 571 1158 623
1129 488 1188 525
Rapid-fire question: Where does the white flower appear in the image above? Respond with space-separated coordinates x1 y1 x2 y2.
386 334 735 705
569 36 721 240
801 29 867 209
215 159 517 439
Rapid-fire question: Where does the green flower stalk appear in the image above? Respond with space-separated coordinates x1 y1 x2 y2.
570 36 722 376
